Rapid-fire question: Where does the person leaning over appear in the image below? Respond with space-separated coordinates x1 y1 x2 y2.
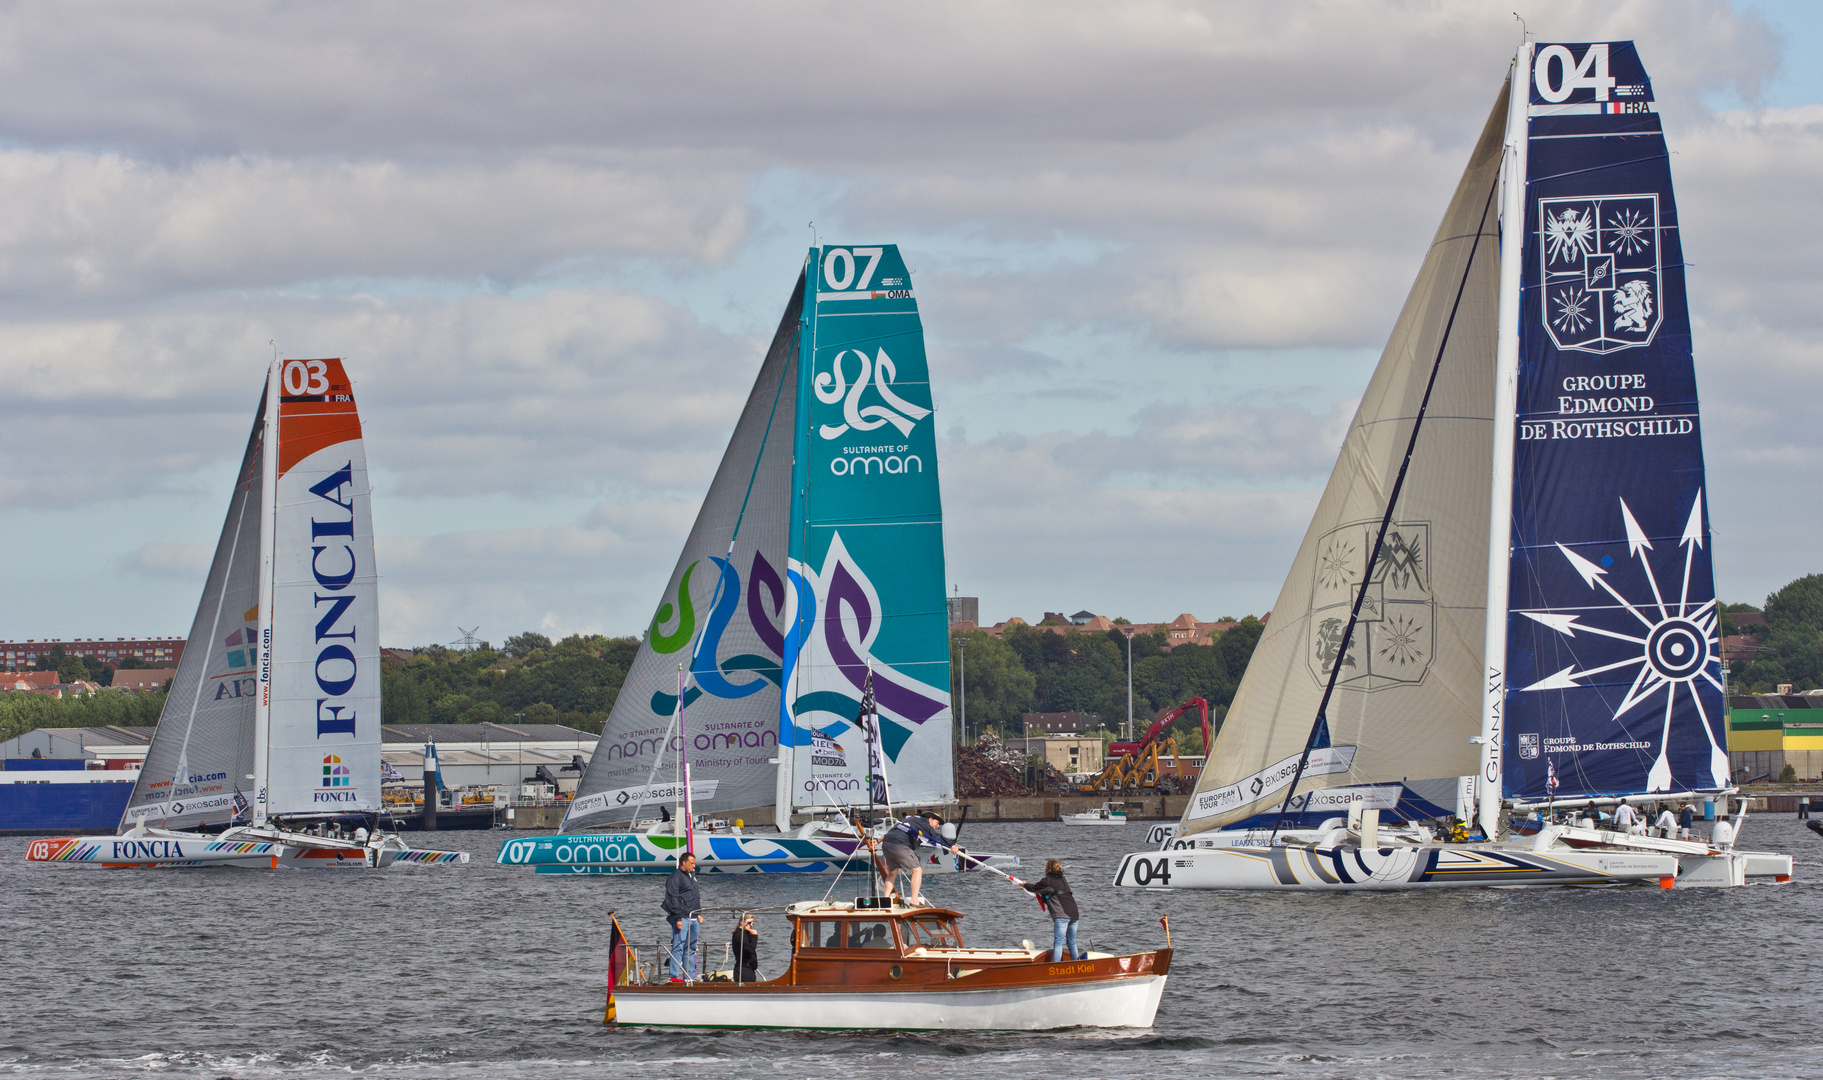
1017 859 1084 963
732 912 760 984
662 852 702 983
879 811 956 907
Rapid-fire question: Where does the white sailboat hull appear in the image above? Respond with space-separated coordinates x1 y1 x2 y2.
612 975 1166 1030
1112 844 1678 891
24 827 469 869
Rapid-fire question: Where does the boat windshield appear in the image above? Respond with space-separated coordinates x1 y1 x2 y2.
796 919 899 950
900 916 961 950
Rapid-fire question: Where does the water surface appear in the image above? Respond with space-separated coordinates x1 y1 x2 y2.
4 816 1819 1078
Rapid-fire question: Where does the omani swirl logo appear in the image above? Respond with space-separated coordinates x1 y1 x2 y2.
815 348 931 441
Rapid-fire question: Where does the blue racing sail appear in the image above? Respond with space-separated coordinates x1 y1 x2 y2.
1504 42 1728 801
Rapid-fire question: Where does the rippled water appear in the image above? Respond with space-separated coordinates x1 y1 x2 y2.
4 816 1821 1079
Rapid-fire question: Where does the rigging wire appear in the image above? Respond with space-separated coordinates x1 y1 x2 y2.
1269 173 1502 840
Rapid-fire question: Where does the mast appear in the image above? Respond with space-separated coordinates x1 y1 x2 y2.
251 358 280 827
1477 43 1532 841
775 247 816 832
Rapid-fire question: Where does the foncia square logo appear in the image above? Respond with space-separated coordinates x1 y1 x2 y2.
223 605 259 670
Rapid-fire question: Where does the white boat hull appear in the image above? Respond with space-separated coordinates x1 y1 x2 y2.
1113 843 1678 890
613 975 1166 1030
1061 815 1127 826
24 828 468 869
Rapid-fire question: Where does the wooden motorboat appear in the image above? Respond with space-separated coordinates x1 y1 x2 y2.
607 899 1170 1030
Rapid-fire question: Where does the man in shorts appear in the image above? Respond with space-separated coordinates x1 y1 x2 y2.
878 812 956 906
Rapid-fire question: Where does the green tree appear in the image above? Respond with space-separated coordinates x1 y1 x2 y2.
1730 576 1823 693
950 629 1036 736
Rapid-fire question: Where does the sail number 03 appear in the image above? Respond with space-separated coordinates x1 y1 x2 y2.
282 359 330 396
1120 855 1172 887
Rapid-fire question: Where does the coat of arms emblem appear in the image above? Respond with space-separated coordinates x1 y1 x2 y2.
1539 193 1661 354
1306 519 1434 691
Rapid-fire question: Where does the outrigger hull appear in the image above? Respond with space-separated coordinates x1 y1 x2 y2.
498 832 1016 876
612 974 1168 1030
1113 843 1679 891
23 829 470 869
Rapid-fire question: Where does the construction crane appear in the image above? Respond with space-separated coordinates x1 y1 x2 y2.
1080 697 1210 795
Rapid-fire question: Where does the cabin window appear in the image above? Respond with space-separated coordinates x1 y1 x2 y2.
849 921 895 949
900 917 961 949
798 921 843 949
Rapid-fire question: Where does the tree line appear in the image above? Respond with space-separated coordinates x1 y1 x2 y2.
16 569 1822 748
1721 573 1823 694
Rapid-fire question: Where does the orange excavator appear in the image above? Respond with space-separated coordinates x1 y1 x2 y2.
1080 697 1210 795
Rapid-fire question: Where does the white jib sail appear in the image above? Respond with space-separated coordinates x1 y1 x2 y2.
1181 86 1511 834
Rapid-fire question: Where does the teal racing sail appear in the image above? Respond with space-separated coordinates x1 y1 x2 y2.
563 246 953 834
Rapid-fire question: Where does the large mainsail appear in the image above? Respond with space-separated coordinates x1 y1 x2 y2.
564 274 805 831
1180 88 1509 835
1501 42 1726 802
780 244 953 816
265 357 381 818
122 394 269 829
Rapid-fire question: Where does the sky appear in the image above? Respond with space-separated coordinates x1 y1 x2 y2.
2 0 1821 649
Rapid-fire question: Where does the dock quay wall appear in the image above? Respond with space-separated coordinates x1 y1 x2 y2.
497 797 1191 830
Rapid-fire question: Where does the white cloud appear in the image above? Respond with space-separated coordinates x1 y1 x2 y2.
118 541 212 581
1 1 1816 645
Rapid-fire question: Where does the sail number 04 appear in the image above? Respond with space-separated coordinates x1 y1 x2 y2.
283 360 330 396
1121 855 1172 887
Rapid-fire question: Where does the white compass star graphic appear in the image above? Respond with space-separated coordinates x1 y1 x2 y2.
1516 493 1729 792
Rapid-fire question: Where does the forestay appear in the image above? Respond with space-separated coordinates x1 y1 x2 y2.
1179 89 1509 834
564 275 804 832
122 398 269 829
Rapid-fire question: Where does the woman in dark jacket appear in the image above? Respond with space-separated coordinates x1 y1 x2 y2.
732 913 760 983
1019 859 1083 962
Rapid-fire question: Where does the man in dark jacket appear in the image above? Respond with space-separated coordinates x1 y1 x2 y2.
1018 859 1083 961
878 812 957 906
662 852 701 982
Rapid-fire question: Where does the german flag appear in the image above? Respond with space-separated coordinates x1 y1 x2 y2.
604 914 629 1024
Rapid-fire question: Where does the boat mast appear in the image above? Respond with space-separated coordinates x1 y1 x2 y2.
252 358 281 827
775 247 817 833
1477 43 1532 841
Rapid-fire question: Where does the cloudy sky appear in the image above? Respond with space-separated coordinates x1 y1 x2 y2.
3 0 1819 648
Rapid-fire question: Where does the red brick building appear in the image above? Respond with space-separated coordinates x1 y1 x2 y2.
2 637 185 671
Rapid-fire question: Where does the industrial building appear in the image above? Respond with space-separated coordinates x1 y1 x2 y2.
1728 692 1823 781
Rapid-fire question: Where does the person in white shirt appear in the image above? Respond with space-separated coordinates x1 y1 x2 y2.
1655 807 1676 837
1612 803 1637 833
